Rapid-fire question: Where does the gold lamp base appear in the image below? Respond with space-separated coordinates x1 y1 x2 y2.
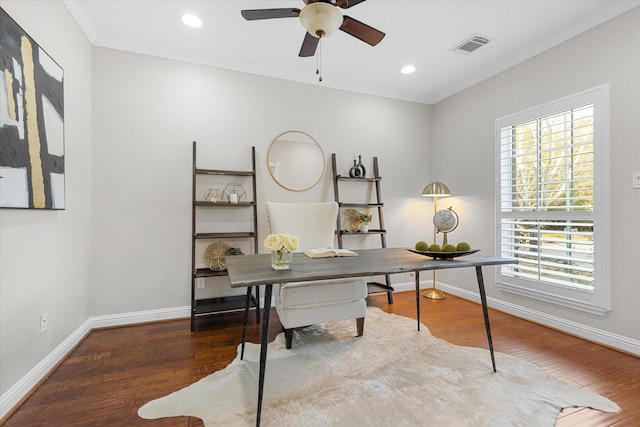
421 288 447 300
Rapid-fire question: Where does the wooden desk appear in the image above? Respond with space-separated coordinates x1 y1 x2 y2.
226 247 516 427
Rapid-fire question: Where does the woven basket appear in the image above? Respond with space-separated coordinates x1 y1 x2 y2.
203 242 230 271
343 208 362 232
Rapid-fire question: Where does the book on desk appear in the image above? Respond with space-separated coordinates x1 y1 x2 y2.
303 248 358 259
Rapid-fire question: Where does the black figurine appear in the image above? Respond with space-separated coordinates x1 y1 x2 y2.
349 159 362 177
356 155 366 178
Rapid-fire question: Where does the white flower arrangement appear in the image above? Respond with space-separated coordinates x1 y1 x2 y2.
263 233 299 253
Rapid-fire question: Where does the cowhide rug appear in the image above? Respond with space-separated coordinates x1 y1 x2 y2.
138 307 619 426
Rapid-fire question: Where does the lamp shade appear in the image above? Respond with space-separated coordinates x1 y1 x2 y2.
299 2 343 38
421 181 451 197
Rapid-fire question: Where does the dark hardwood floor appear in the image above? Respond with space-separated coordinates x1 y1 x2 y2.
2 291 639 426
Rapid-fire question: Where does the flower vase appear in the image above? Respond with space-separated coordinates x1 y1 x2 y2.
360 224 369 233
271 249 293 270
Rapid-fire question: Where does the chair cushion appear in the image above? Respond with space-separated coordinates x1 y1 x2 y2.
277 299 366 330
278 278 367 309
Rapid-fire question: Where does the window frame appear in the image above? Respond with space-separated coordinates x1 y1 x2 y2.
494 84 611 315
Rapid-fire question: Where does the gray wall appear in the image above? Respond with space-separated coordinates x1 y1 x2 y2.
430 7 640 339
89 46 432 316
0 0 93 396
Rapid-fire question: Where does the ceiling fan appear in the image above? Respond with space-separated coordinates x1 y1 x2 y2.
241 0 385 57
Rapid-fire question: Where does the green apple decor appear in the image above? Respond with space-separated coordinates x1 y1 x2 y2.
456 242 472 251
415 241 429 251
413 241 474 253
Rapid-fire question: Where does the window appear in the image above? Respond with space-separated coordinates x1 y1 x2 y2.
495 85 610 315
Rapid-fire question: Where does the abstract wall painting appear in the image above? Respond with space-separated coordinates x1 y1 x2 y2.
0 8 64 209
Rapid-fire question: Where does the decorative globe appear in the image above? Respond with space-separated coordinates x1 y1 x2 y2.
433 207 459 233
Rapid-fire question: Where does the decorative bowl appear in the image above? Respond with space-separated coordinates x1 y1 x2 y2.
407 248 480 259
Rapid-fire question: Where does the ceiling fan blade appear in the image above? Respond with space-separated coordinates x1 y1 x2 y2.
338 0 367 9
340 15 385 46
299 32 320 57
241 8 300 20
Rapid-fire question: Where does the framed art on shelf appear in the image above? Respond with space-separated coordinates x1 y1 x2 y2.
0 8 65 209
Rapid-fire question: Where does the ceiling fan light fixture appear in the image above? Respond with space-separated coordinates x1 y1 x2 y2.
299 2 343 38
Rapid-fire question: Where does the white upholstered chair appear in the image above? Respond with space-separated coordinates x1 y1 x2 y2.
266 201 368 349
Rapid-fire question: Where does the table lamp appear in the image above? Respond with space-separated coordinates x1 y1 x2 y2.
421 181 451 300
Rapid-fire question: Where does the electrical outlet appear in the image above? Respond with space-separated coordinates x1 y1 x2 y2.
40 313 48 334
196 278 205 289
633 172 640 189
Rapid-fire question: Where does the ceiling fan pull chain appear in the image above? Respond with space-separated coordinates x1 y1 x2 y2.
316 37 323 82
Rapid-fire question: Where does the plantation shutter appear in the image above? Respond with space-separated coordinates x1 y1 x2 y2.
498 104 595 292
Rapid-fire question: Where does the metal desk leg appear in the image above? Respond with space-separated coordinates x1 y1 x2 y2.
415 271 421 331
255 285 261 324
241 286 252 360
475 266 496 372
256 284 272 427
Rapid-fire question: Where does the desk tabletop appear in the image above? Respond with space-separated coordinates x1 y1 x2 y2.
225 247 516 288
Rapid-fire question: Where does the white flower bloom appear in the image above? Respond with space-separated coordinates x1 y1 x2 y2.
283 235 299 251
263 233 299 252
263 234 283 251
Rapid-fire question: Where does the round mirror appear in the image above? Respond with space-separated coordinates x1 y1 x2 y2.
267 131 325 192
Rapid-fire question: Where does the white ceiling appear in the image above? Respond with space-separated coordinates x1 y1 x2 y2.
63 0 639 104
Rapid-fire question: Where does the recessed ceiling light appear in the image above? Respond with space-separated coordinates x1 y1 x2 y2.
181 14 202 28
401 65 416 75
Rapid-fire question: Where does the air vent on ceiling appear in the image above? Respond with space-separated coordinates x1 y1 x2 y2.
450 34 492 55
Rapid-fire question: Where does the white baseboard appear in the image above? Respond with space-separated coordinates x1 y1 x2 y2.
0 318 93 420
393 279 640 356
0 306 189 419
88 306 190 329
